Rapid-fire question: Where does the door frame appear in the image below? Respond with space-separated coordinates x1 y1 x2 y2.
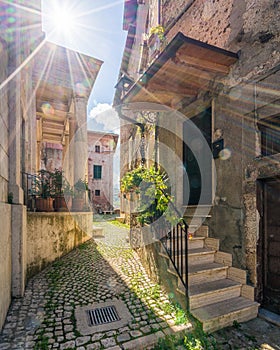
256 176 280 309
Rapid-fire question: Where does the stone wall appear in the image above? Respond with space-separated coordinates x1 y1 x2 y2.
0 203 11 330
129 216 187 309
0 40 9 203
165 0 235 49
0 24 11 332
26 212 92 279
158 0 280 283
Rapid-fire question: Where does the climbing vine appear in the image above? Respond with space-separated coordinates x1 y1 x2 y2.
121 166 176 225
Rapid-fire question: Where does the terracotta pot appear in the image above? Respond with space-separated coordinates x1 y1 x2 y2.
35 197 54 212
53 196 72 212
72 198 84 212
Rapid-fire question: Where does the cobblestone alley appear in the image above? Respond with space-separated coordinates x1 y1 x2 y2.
1 221 280 350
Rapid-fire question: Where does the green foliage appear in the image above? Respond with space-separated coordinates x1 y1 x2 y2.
153 327 218 350
233 320 241 329
74 178 88 198
184 329 218 350
34 332 49 350
109 220 130 229
52 169 73 197
154 335 185 349
29 169 73 199
30 169 54 198
121 166 171 225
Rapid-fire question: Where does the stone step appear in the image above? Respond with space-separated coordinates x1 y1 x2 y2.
188 237 205 249
188 247 215 265
159 236 205 255
191 296 259 333
166 248 216 276
204 237 219 251
172 248 215 265
188 279 242 309
92 226 104 237
188 262 228 285
116 216 125 223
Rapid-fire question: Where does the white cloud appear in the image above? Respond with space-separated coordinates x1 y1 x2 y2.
89 103 119 133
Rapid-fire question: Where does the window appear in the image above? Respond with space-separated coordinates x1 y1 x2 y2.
95 190 100 196
93 165 102 179
258 115 280 156
95 145 100 153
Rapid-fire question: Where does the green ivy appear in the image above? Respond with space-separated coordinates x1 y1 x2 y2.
121 166 172 225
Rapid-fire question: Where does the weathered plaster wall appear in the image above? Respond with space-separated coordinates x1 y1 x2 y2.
0 203 11 331
208 95 246 268
26 212 92 279
208 68 280 282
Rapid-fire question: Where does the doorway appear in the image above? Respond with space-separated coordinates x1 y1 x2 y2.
258 178 280 314
183 107 212 205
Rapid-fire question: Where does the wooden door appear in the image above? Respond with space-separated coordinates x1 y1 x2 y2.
183 108 212 205
262 179 280 314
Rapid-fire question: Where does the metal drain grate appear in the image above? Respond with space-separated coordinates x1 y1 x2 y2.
87 305 120 326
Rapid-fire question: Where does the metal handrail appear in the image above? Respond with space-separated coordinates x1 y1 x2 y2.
22 172 38 209
160 219 189 309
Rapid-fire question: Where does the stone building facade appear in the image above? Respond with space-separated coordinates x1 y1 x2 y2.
116 0 280 315
0 0 43 329
88 131 118 213
0 0 102 330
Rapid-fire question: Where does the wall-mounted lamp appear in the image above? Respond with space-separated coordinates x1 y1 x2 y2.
212 138 224 159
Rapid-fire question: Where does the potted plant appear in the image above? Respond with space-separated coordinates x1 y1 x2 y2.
33 169 54 212
52 169 73 212
72 178 88 211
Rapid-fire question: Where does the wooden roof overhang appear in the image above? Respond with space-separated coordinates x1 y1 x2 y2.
33 42 103 144
122 32 239 107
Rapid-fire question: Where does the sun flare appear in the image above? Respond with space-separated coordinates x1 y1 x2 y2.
43 1 79 39
52 8 75 33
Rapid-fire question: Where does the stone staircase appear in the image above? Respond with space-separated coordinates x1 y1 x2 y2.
159 226 259 333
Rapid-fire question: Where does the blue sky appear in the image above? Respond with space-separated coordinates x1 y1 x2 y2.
42 0 126 114
42 0 125 189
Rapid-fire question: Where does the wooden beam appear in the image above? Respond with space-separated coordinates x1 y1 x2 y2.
36 99 69 113
42 127 64 135
42 122 65 129
36 118 43 142
148 81 198 97
37 112 66 122
42 137 62 143
175 52 230 74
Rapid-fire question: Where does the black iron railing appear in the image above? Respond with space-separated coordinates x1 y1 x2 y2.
160 219 189 308
22 172 38 210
